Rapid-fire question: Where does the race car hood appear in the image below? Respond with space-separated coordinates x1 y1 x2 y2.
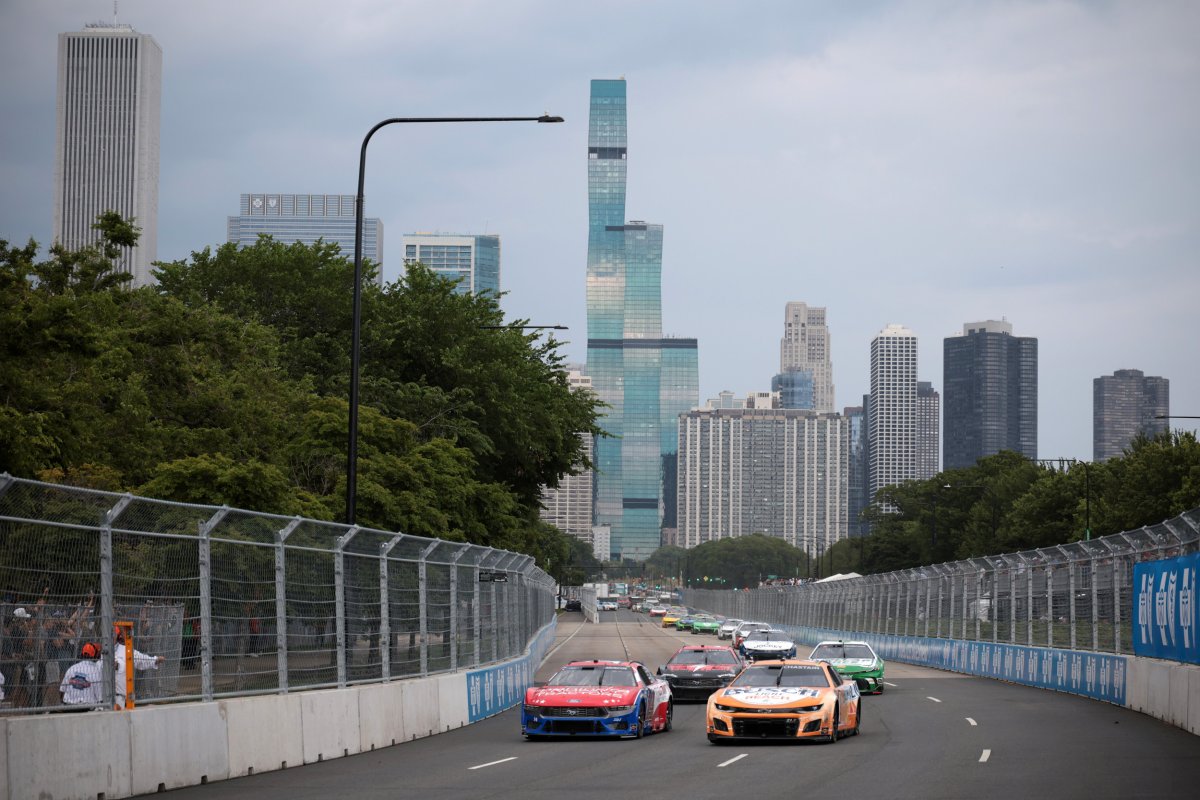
715 686 827 708
524 686 641 707
744 640 793 650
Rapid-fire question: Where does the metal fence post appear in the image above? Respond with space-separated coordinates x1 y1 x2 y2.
473 555 486 667
334 526 360 688
1091 553 1100 651
1068 557 1078 650
198 508 229 702
276 517 302 693
379 534 405 681
101 494 132 707
448 545 468 671
417 540 438 676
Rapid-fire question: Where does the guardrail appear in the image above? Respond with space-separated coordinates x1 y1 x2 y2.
686 508 1199 658
0 473 555 713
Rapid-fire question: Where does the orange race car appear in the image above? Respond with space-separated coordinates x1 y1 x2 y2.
706 659 861 744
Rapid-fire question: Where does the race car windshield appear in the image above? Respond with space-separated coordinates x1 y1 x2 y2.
749 631 792 642
730 665 830 688
669 650 739 666
549 666 637 687
812 643 874 659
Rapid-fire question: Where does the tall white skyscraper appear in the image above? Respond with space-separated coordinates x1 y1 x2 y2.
780 302 835 412
869 324 919 504
54 24 162 286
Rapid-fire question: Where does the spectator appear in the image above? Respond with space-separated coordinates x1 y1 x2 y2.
59 642 104 708
113 625 165 708
4 607 36 707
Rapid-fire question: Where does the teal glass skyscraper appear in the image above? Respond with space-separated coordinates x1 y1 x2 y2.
586 78 698 561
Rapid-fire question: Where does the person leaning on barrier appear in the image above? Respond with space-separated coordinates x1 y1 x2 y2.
59 642 104 709
113 625 164 708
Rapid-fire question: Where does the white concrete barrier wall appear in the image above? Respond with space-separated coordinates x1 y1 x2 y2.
129 703 230 796
222 692 304 778
2 617 559 799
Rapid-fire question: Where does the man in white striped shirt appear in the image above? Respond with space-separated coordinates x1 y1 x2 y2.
59 642 104 707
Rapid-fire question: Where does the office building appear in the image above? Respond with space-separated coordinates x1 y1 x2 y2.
585 78 699 561
677 408 850 559
869 324 918 505
917 381 940 479
539 369 595 541
943 320 1038 469
844 405 868 537
1094 369 1169 461
780 302 835 411
227 194 384 285
54 24 162 286
773 370 815 410
402 233 500 297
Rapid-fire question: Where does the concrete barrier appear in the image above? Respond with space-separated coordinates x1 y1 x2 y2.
436 673 469 732
357 682 406 751
129 702 230 796
300 687 362 764
222 692 303 778
5 709 132 800
1 616 558 799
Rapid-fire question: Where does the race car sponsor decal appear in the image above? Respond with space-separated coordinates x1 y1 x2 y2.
723 687 820 705
825 658 876 667
528 686 638 702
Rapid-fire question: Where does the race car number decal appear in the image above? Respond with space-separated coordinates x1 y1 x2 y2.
724 687 820 705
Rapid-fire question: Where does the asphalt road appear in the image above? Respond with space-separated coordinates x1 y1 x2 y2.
166 610 1200 800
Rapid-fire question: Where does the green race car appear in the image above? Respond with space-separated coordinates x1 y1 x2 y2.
810 640 885 694
675 613 697 631
690 615 720 635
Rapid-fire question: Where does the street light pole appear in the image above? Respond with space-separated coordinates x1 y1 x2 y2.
346 114 563 524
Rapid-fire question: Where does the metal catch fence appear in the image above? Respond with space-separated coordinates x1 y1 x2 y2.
687 508 1200 657
0 474 555 713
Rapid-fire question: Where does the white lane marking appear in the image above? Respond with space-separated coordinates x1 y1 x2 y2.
884 681 898 687
469 757 518 771
979 749 991 763
966 717 978 726
927 696 942 703
541 622 588 665
718 753 749 768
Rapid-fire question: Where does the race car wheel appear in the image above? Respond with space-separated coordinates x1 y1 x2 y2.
633 702 646 739
662 701 673 733
849 700 861 737
707 733 725 744
826 704 840 743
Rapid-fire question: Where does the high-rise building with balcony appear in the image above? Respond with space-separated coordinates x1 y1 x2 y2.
227 193 384 285
585 78 699 561
869 324 919 504
1093 369 1169 460
677 408 849 558
402 233 500 297
54 24 161 286
780 302 835 412
942 320 1038 469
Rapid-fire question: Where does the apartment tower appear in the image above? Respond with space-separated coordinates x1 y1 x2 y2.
1093 369 1169 461
869 324 919 504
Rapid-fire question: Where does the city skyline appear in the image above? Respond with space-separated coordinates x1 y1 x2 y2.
3 1 1197 463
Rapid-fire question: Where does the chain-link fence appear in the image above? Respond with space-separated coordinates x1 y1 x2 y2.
687 508 1200 658
0 474 555 714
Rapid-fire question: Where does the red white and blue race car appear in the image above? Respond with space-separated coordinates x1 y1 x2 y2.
522 659 673 739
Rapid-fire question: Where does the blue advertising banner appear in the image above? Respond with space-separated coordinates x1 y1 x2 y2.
465 618 557 723
774 623 1127 706
1133 552 1199 664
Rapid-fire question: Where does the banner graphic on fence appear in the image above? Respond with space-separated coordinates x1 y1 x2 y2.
1134 552 1198 664
466 618 557 722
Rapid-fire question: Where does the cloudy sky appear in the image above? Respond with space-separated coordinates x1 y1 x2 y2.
3 0 1197 463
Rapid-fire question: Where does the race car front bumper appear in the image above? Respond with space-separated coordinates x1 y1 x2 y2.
522 704 642 737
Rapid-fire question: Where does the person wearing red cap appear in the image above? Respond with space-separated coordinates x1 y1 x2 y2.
59 642 104 708
113 625 164 708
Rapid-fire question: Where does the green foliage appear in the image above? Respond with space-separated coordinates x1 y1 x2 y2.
2 218 603 577
645 536 809 589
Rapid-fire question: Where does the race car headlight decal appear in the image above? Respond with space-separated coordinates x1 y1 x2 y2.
795 704 823 713
523 704 540 715
607 705 635 715
715 703 739 712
